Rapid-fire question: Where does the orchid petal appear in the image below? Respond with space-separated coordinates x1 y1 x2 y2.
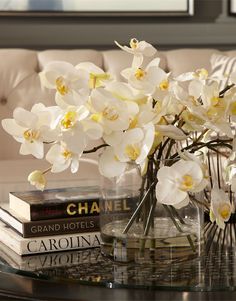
98 147 126 177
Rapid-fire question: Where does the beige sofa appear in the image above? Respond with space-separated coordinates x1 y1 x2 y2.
1 47 236 200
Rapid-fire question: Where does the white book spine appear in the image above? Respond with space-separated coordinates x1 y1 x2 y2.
0 221 101 255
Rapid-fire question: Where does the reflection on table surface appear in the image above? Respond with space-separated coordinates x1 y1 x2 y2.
0 222 235 291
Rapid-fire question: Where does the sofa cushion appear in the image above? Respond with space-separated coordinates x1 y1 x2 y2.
210 53 236 90
165 49 222 77
38 49 103 71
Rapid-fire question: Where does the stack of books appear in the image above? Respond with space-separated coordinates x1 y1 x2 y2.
0 186 101 256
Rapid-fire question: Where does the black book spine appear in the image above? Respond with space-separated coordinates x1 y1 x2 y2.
30 198 100 221
22 215 100 238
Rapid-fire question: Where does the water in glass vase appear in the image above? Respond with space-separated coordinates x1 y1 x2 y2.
100 216 203 264
100 163 204 264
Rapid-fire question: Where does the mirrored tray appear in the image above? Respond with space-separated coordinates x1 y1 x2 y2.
0 222 235 291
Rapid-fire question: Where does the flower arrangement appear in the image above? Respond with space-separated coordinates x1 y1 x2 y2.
2 38 236 234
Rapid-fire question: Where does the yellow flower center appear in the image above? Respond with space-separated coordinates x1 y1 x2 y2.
90 113 102 123
89 73 110 89
130 38 139 49
195 68 208 79
129 116 138 129
159 80 169 91
218 203 231 220
61 111 77 129
180 174 194 191
182 110 204 125
211 96 221 106
23 129 40 143
62 150 72 159
135 68 146 80
230 101 236 115
207 97 226 120
125 145 140 161
56 77 69 95
102 106 119 121
114 155 119 161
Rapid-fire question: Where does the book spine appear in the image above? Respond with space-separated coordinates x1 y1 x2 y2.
22 216 100 238
30 195 137 221
1 226 101 255
30 198 100 221
21 232 101 255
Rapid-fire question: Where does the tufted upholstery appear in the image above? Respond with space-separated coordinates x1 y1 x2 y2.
0 47 235 200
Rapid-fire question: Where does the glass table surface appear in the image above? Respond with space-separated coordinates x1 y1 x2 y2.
0 222 236 293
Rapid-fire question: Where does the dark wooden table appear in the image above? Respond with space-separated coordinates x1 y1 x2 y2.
1 222 236 301
1 270 236 301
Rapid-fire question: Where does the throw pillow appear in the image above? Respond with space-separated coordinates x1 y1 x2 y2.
210 53 236 91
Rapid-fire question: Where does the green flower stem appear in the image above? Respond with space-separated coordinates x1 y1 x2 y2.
163 205 196 253
163 205 182 232
206 151 213 189
219 84 234 96
83 143 108 154
139 197 157 255
193 129 209 144
143 198 157 236
169 139 232 161
164 139 175 160
190 194 210 210
122 180 157 234
216 140 221 188
136 175 147 223
169 206 186 225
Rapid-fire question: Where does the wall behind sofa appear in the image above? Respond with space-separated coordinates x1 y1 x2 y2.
0 0 236 50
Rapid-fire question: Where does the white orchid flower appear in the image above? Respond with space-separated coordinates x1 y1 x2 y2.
39 61 89 108
136 96 171 126
46 143 82 173
151 70 174 100
224 87 236 122
105 81 147 103
181 109 205 132
115 38 157 67
200 82 232 137
155 125 187 140
115 38 157 57
210 186 233 229
176 81 233 138
53 104 103 152
53 105 89 153
90 88 139 134
28 170 47 191
201 82 225 110
175 68 209 82
156 160 207 209
223 137 236 191
2 103 58 159
178 150 209 189
75 62 111 89
98 147 127 178
121 58 163 94
99 123 155 177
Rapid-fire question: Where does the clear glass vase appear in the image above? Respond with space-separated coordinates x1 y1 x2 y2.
100 162 204 265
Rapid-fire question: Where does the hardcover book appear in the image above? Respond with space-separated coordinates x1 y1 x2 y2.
0 242 102 272
9 186 101 221
0 220 101 255
0 204 100 238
